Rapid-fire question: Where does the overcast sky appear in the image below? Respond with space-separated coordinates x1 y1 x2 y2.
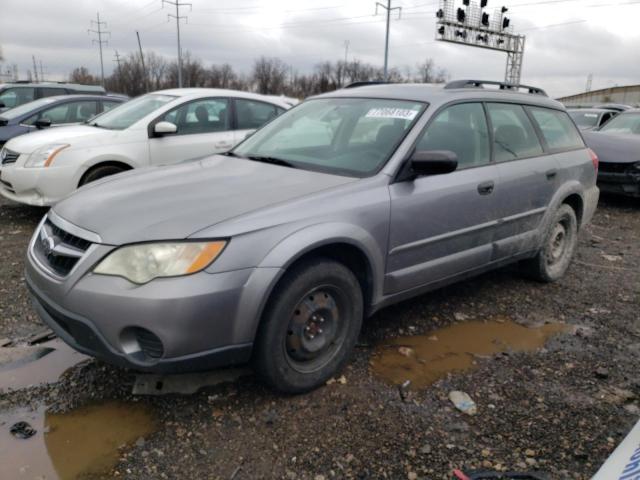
1 0 638 98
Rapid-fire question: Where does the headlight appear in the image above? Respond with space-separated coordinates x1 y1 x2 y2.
94 241 227 284
25 144 70 168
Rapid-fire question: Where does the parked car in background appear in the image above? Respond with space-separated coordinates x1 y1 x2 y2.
584 109 640 197
24 80 598 393
0 82 106 112
568 108 618 131
0 95 126 149
0 88 289 206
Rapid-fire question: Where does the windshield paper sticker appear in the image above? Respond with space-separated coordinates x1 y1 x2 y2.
619 445 640 479
366 108 418 121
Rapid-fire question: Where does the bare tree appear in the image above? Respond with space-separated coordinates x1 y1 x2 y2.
69 67 99 85
252 56 289 95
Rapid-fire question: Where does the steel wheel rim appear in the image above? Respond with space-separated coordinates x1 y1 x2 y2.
547 221 568 265
283 285 348 374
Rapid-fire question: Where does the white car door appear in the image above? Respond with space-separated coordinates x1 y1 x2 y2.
148 97 235 166
233 98 284 145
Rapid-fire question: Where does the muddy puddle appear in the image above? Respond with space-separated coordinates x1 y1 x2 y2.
0 401 156 479
370 318 568 389
0 339 88 391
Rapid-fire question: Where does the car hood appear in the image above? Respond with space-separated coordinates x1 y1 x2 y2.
53 155 358 245
583 131 640 165
5 124 113 154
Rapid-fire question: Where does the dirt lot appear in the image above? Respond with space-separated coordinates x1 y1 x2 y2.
1 194 639 480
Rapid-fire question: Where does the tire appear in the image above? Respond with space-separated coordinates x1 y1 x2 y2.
79 165 128 186
253 258 364 394
521 204 578 283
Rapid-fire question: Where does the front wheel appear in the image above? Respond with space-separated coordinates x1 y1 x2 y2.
253 258 363 394
79 165 128 187
521 204 578 283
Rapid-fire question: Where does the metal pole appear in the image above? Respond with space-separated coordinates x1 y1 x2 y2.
383 0 391 81
176 2 182 87
136 31 148 91
97 13 105 85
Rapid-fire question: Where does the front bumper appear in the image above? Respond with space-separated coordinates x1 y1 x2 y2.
597 169 640 198
0 162 80 206
26 240 282 373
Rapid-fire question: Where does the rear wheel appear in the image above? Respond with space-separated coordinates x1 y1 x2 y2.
253 258 363 394
522 204 578 282
79 164 128 186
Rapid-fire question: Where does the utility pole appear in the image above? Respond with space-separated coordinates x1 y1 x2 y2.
39 60 44 82
88 12 110 86
162 0 191 88
32 55 39 82
113 50 122 93
375 0 401 82
343 40 350 64
586 74 593 92
136 31 148 91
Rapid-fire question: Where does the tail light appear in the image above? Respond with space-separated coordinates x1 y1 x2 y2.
588 148 599 171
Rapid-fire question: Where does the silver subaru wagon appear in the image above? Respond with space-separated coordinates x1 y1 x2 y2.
26 80 599 393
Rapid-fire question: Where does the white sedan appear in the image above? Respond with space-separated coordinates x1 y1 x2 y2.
0 88 290 206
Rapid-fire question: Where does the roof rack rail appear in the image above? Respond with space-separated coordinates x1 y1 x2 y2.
444 80 548 97
343 81 389 89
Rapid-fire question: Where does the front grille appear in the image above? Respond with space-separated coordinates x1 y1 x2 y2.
599 162 634 174
32 218 92 277
1 148 19 165
134 328 164 359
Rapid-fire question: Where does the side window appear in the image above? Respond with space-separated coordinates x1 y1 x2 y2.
0 87 35 108
528 107 584 151
600 112 613 127
39 103 74 124
161 98 230 135
71 101 98 122
236 99 279 130
487 103 544 162
102 101 121 113
416 102 490 169
40 88 66 98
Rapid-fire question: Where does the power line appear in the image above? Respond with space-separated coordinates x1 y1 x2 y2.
162 0 191 88
88 12 110 86
375 0 402 81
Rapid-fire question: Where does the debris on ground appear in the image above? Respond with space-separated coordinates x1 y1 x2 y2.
132 369 251 395
449 391 478 415
9 421 36 439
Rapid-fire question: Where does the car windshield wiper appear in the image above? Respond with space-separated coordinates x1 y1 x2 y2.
245 155 297 169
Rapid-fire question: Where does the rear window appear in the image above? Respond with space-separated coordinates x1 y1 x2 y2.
529 107 584 150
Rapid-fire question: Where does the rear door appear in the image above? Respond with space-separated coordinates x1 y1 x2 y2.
488 103 559 259
233 98 284 144
386 102 501 294
148 97 234 165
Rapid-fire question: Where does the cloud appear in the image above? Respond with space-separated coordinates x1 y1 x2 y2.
1 0 639 98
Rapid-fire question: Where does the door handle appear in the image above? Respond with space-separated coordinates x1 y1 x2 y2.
477 181 495 195
546 169 558 180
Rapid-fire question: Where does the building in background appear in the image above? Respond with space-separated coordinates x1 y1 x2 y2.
558 84 640 107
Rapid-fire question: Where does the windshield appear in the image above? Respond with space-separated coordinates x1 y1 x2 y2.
599 112 640 134
569 111 600 128
0 97 59 120
233 98 425 177
90 94 176 130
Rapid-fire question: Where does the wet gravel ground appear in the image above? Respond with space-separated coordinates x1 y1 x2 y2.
1 195 639 480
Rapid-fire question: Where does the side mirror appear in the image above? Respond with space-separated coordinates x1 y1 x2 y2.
153 121 178 136
410 150 458 177
34 118 52 129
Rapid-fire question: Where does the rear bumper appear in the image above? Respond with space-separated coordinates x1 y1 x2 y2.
26 276 254 373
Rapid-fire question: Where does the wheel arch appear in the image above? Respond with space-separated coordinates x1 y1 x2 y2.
78 160 134 187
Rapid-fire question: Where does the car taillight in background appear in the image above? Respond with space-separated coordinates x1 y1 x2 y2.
589 148 599 171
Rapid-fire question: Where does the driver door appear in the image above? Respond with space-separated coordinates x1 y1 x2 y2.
148 97 235 166
386 102 501 294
